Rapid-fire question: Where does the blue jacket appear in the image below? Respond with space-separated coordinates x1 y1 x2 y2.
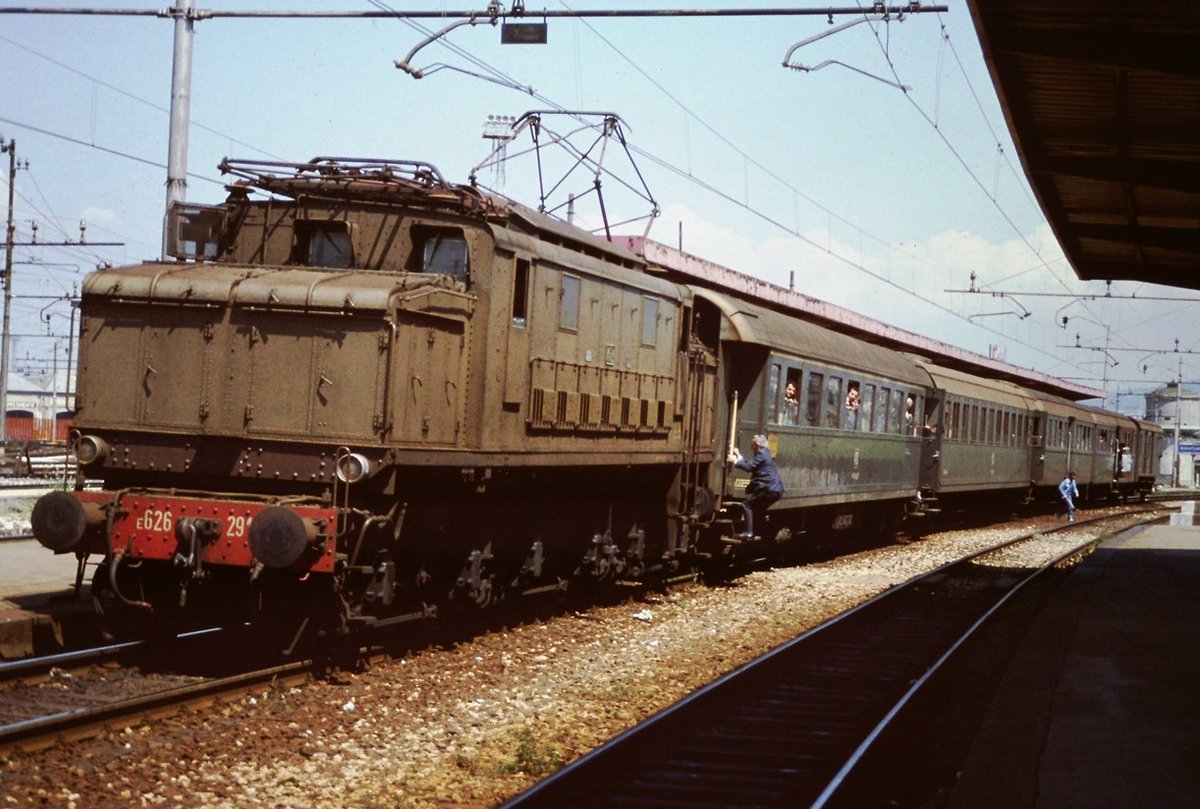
736 446 785 496
1058 477 1079 499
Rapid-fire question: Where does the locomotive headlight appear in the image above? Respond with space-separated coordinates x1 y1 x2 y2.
336 452 374 484
74 435 110 466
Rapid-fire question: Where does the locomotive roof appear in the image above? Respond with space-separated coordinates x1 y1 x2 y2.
219 156 645 268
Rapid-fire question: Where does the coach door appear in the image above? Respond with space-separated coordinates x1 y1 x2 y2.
1030 415 1045 483
919 395 942 494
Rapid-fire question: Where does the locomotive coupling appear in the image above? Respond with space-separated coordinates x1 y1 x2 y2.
248 506 322 569
31 491 106 553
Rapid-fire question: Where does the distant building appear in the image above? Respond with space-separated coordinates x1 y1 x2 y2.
4 370 73 443
1145 384 1200 487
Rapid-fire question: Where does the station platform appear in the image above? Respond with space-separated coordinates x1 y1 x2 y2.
951 508 1200 808
0 538 96 659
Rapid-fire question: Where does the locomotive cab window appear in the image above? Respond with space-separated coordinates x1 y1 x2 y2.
412 226 469 282
293 220 353 268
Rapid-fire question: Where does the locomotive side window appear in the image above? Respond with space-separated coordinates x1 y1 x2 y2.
642 297 659 346
559 274 581 331
413 226 469 282
805 372 823 427
512 259 530 326
294 220 353 268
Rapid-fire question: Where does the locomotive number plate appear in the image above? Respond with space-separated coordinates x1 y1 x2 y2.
107 494 336 573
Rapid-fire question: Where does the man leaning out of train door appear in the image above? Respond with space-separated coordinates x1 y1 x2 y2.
1058 470 1079 522
727 434 785 539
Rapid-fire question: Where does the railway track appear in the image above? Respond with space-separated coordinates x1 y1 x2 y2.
0 630 310 754
500 510 1167 809
0 503 1182 758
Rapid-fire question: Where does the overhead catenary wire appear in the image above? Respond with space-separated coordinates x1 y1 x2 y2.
2 3 1189 390
0 4 1085 375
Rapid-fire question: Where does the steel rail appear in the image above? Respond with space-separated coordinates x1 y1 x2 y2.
0 657 311 753
500 509 1167 808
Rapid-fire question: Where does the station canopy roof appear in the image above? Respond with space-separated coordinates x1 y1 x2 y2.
968 1 1200 290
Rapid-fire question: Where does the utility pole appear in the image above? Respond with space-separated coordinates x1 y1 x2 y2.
1174 355 1183 488
162 0 195 260
1 137 17 448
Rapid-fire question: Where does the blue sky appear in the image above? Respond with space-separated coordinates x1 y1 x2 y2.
1 0 1195 413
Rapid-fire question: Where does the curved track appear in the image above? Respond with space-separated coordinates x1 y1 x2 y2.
500 511 1165 809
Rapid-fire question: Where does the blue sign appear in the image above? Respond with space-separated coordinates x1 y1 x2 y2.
1179 443 1200 454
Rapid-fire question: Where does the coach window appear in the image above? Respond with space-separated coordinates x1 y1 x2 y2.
824 376 842 428
875 387 890 432
768 363 783 425
778 367 801 426
642 297 659 346
889 389 904 435
860 383 876 432
412 226 469 282
805 372 823 426
843 381 861 430
559 274 581 331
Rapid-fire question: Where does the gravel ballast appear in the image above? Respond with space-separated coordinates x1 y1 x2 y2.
0 511 1147 808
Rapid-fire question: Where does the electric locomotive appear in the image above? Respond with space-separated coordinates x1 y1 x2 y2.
32 158 721 644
